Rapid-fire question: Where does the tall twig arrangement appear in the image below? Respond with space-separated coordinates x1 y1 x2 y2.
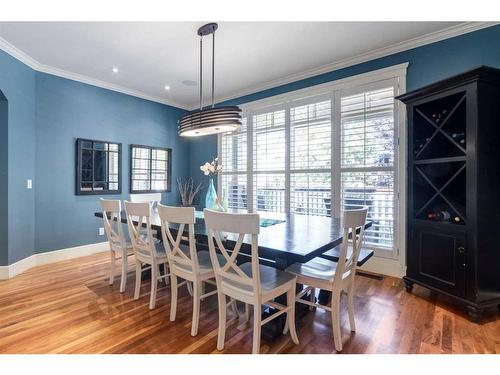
177 178 203 206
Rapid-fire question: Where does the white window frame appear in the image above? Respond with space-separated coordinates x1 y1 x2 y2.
218 63 408 260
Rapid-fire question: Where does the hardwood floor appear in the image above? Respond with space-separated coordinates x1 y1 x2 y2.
0 252 499 354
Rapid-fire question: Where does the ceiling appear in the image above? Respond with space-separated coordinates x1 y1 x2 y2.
0 21 470 109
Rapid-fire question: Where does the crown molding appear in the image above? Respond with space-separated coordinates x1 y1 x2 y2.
0 36 189 110
35 63 189 109
1 22 497 111
237 62 409 111
189 21 498 109
0 35 39 69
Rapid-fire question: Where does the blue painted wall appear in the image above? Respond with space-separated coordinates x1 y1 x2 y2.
34 73 189 254
187 135 218 208
0 50 188 265
2 24 500 265
0 50 36 266
0 92 7 265
188 24 500 201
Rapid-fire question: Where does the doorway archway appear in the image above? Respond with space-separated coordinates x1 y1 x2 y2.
0 89 8 266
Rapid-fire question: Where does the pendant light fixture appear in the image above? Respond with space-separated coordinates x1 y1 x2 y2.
178 23 242 137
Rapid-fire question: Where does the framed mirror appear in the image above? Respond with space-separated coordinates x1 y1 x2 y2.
76 138 122 195
130 144 172 193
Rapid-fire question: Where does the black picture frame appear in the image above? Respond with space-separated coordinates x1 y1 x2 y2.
75 138 122 195
129 144 172 193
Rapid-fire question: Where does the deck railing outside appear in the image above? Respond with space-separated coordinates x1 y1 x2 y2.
225 185 394 249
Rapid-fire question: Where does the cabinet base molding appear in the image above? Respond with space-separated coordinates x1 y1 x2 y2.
403 276 500 323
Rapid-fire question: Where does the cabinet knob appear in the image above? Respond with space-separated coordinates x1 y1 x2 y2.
458 246 465 254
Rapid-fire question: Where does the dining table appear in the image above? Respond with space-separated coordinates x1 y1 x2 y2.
94 209 372 270
94 208 373 340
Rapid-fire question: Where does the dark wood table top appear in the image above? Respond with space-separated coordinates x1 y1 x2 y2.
95 210 372 269
319 247 374 267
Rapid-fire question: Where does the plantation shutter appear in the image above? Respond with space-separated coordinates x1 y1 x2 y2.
220 117 248 210
252 107 286 212
218 68 404 255
290 95 332 216
340 85 397 250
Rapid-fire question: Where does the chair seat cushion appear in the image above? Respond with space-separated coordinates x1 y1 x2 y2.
230 263 296 293
319 245 374 267
125 242 134 254
197 251 226 272
135 239 167 259
111 241 134 254
285 257 338 282
173 250 225 274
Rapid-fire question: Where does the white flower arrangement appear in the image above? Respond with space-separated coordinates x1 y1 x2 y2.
200 157 223 177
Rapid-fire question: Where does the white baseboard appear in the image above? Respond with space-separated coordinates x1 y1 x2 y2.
0 254 37 280
0 242 109 280
1 241 405 280
359 256 406 278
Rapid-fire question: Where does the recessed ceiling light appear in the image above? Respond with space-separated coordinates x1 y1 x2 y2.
182 80 197 87
112 67 119 73
164 85 170 91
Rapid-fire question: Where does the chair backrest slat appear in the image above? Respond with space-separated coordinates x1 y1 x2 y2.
334 208 368 285
124 201 157 260
130 193 162 204
204 209 260 296
157 204 199 274
100 199 126 250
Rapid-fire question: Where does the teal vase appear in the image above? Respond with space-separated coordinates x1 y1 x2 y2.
205 178 217 209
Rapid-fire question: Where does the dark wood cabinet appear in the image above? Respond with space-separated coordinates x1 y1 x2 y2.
397 66 500 323
408 222 466 297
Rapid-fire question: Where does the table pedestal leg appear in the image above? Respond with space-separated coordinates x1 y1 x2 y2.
261 283 312 342
318 289 331 306
261 257 312 342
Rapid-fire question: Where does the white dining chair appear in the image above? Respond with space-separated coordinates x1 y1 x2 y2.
130 193 162 204
100 199 134 293
158 204 236 336
285 208 368 352
204 209 299 354
124 201 169 310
